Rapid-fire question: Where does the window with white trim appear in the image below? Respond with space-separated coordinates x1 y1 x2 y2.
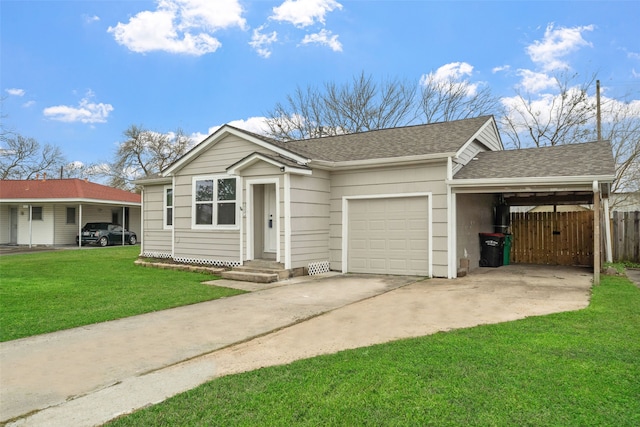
31 206 43 221
192 176 238 228
164 186 173 229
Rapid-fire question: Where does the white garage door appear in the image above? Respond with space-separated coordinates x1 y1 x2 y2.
348 196 429 276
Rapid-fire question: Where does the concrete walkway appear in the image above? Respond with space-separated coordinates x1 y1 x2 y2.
1 266 593 426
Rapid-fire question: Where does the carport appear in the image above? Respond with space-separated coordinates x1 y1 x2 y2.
449 141 616 284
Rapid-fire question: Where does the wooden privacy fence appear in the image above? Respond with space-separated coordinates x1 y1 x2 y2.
510 211 594 266
612 211 640 263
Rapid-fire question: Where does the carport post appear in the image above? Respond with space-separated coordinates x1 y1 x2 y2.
593 181 600 285
78 204 83 248
122 206 125 246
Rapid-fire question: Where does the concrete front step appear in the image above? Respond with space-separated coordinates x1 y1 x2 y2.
220 270 280 283
220 260 294 283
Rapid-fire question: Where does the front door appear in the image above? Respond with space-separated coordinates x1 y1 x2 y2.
263 184 277 255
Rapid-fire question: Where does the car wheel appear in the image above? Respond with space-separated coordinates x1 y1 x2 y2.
128 235 137 245
98 236 109 247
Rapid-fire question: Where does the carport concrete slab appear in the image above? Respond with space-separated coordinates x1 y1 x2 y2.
3 266 592 426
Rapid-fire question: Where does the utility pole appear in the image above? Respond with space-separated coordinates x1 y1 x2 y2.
596 80 602 140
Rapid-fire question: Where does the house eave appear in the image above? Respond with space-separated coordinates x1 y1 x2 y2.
309 152 455 170
448 174 615 191
133 176 172 186
0 198 141 206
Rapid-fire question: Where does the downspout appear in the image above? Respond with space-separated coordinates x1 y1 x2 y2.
593 180 600 285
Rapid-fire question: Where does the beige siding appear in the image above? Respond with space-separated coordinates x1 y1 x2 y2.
53 205 80 245
171 134 265 263
142 185 172 254
456 193 495 270
330 162 449 277
16 204 54 245
290 170 330 269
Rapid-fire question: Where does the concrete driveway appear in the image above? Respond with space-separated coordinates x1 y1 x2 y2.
1 265 593 426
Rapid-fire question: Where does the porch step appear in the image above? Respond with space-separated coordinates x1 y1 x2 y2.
220 270 279 283
220 260 292 283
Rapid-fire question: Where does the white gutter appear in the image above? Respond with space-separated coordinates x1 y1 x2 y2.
449 175 616 188
0 198 141 206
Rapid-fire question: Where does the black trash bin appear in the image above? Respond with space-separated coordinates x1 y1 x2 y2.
479 233 504 267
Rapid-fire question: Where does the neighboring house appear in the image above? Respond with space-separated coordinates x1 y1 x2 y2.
0 178 141 247
136 116 615 278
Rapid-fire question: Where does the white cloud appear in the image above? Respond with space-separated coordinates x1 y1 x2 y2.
250 26 278 58
23 100 36 108
516 69 556 93
300 29 342 51
492 65 510 73
628 51 640 61
84 14 100 24
271 0 342 28
419 62 478 96
193 116 271 143
526 23 594 71
43 92 113 124
6 88 25 96
108 0 246 55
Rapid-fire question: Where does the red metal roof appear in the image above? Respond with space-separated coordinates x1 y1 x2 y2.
0 179 141 204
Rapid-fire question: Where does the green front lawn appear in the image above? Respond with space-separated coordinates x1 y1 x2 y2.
108 275 640 426
0 246 244 342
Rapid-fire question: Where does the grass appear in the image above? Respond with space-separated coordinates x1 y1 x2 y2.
108 275 640 426
0 246 245 342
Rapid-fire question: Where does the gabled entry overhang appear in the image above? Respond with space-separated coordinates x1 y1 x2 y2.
226 152 313 175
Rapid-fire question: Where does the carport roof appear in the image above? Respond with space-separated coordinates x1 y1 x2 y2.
0 179 141 205
453 140 615 180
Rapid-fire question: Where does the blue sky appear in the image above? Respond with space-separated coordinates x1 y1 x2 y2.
2 0 639 169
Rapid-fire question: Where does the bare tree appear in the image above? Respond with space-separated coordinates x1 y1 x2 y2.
265 72 417 141
500 72 640 196
601 96 640 195
419 73 502 123
501 73 597 148
0 133 65 180
107 125 193 189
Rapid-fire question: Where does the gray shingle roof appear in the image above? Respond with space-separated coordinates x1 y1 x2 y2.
453 140 615 180
259 116 493 162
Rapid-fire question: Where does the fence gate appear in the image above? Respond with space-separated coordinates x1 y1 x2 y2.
510 211 594 266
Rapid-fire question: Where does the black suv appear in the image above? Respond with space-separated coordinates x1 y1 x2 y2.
76 223 137 247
